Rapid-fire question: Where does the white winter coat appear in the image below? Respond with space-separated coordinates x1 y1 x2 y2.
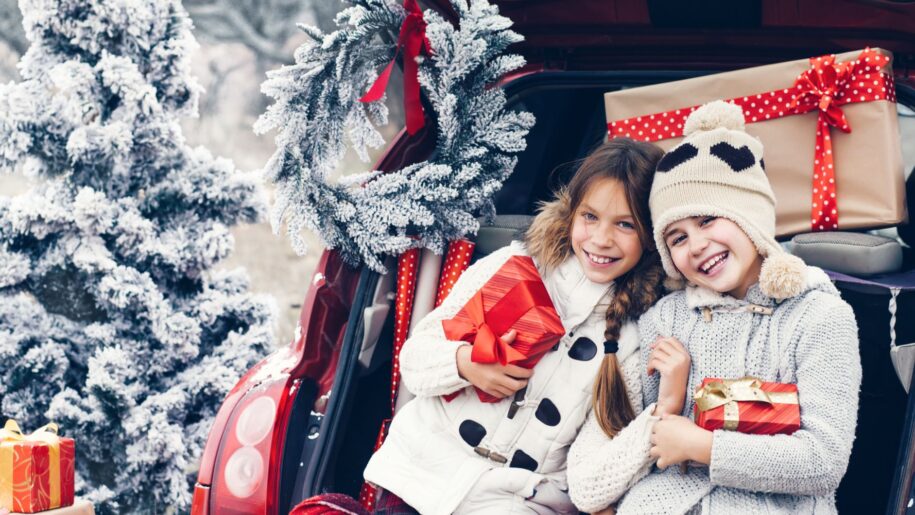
363 242 645 514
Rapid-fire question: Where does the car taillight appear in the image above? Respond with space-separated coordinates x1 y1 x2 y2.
224 446 265 498
192 249 362 515
235 396 277 446
205 373 294 515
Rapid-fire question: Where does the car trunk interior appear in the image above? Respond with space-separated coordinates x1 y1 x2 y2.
289 71 915 515
426 0 915 74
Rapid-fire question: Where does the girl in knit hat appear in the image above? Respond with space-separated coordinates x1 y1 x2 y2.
364 138 688 514
567 100 861 514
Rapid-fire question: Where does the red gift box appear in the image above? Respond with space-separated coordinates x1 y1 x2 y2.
441 255 564 402
693 377 800 436
1 420 75 513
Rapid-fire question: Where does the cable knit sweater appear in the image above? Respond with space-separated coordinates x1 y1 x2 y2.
363 242 649 515
569 265 861 515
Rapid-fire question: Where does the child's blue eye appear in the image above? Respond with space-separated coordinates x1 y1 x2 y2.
669 234 686 247
583 212 598 221
699 216 717 227
618 221 635 230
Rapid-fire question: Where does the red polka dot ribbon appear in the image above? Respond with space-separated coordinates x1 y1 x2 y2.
435 239 476 307
359 248 421 510
436 239 476 403
389 249 421 410
607 48 896 232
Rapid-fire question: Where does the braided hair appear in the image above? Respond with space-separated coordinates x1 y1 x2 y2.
526 138 665 437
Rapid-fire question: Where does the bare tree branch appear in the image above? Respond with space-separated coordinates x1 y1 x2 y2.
186 0 323 65
0 0 27 56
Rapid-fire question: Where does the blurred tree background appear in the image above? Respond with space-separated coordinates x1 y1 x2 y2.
0 0 405 346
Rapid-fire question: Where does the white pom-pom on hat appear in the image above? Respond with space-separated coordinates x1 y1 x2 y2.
683 100 746 136
759 252 806 300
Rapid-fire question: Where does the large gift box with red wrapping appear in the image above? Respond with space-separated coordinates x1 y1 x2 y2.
441 255 564 402
693 377 801 435
1 421 75 513
605 47 906 237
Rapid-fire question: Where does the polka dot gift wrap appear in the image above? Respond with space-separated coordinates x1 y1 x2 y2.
604 47 906 237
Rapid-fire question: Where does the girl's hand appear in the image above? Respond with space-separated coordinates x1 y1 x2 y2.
649 414 713 469
456 330 532 399
647 336 691 416
593 506 616 515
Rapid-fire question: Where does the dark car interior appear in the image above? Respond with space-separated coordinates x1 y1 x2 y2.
283 71 915 515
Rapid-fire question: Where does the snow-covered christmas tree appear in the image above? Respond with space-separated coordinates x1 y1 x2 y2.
0 0 274 512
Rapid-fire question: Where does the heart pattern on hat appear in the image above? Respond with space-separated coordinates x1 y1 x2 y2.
710 142 757 172
656 143 699 172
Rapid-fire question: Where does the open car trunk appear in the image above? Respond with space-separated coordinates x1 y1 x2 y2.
279 67 915 514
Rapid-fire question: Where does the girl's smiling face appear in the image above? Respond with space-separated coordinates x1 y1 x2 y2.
664 216 763 299
570 178 644 284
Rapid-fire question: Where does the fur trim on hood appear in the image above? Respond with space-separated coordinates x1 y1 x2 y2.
525 189 572 273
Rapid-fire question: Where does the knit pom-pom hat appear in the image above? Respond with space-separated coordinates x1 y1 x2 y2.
649 100 806 300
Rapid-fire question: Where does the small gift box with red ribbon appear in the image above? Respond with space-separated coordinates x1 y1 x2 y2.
693 377 801 436
1 420 75 513
605 47 906 236
441 255 565 403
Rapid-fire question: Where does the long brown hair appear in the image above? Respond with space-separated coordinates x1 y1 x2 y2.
525 138 665 437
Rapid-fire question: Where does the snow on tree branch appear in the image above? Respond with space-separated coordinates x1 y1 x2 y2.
0 1 274 512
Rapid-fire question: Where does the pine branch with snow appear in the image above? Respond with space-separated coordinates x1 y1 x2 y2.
0 1 274 512
256 0 535 271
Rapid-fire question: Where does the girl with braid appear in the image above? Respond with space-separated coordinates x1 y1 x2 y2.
364 138 683 514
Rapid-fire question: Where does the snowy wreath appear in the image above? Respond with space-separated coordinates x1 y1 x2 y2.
256 0 535 272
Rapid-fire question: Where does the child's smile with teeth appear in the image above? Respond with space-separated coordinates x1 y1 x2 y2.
699 251 728 274
664 216 763 299
569 178 644 285
585 250 618 265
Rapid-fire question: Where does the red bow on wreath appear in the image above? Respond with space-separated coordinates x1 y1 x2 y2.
359 0 432 135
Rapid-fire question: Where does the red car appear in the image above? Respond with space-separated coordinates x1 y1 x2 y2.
191 1 915 513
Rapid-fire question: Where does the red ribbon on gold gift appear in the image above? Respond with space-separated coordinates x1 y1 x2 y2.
607 48 896 232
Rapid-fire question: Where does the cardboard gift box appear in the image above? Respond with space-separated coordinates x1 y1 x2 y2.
693 377 801 435
441 255 564 402
0 421 75 513
605 47 906 237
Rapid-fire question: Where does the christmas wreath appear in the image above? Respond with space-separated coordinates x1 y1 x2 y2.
255 0 535 271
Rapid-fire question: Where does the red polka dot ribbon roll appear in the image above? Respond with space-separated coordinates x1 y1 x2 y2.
359 249 421 510
607 47 896 232
435 239 476 307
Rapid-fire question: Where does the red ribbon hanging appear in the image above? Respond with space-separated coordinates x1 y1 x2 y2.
606 48 896 232
435 239 476 308
359 0 432 135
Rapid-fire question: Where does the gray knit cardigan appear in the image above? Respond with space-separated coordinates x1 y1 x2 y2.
569 266 861 515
